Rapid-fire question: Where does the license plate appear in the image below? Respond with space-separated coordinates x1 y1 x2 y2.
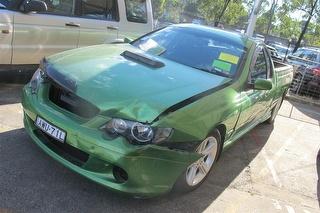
35 116 66 143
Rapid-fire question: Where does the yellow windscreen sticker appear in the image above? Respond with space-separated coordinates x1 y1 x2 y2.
219 53 239 64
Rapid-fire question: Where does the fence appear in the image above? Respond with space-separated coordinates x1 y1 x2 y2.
288 67 320 102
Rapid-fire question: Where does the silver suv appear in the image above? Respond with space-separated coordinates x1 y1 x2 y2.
0 0 153 71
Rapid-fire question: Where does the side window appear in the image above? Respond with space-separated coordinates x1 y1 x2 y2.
41 0 75 16
264 48 273 78
305 51 317 62
250 47 268 82
293 49 304 58
80 0 119 21
125 0 147 23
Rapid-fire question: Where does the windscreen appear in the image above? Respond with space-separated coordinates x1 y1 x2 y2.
132 26 246 77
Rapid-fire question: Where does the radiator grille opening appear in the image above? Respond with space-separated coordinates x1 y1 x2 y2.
49 83 99 119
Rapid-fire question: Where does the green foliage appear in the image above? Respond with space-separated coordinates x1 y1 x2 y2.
198 0 248 26
256 12 271 34
152 0 199 22
275 15 301 38
151 0 166 19
220 2 248 26
151 0 320 47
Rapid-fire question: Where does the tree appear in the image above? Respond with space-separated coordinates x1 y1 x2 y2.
290 0 320 52
303 21 320 46
268 4 301 38
151 0 167 19
247 0 271 34
215 0 232 26
151 0 185 23
199 0 248 27
221 2 248 27
266 0 279 34
256 11 270 34
274 14 300 38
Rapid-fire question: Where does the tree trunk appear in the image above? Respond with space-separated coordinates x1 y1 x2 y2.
215 0 231 26
266 0 277 35
293 0 319 52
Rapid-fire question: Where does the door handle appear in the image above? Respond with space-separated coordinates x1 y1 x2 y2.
65 22 80 27
107 26 118 30
1 29 9 34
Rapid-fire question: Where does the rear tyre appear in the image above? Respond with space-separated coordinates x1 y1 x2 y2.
172 129 222 193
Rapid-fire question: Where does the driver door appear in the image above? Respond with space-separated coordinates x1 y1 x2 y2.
76 0 119 47
236 46 271 131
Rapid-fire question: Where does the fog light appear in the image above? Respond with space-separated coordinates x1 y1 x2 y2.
113 166 128 183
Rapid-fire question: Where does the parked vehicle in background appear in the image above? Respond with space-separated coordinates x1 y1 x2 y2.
0 0 153 71
253 34 265 42
266 45 283 62
287 47 320 68
269 43 292 59
287 47 320 98
22 24 293 197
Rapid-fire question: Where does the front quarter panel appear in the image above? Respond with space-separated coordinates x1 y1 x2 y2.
154 84 241 145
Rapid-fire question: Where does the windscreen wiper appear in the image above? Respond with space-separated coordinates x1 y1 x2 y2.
121 51 165 68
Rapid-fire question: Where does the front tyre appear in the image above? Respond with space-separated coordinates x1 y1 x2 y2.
173 129 222 193
266 90 286 124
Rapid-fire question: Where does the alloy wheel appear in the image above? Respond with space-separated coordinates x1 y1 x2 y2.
186 136 218 186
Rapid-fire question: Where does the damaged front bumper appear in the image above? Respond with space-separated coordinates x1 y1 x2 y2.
22 85 200 197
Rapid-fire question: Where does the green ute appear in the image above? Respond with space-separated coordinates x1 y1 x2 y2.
22 24 293 197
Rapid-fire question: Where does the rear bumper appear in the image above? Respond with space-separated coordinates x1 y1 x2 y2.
22 85 198 197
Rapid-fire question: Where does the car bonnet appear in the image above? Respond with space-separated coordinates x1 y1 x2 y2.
46 44 231 123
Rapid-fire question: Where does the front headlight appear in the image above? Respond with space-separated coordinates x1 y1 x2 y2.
29 58 47 94
29 69 42 94
101 118 173 145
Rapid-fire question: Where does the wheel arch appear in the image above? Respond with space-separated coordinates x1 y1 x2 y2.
210 123 226 160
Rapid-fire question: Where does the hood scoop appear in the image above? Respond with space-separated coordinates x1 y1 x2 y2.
120 51 165 68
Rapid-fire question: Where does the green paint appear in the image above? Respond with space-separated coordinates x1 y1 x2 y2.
212 60 232 72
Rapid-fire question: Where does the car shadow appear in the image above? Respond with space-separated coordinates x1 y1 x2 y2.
0 84 23 105
0 123 273 212
0 70 34 85
287 100 320 126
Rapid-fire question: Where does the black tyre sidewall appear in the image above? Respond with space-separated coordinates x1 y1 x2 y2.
267 91 286 124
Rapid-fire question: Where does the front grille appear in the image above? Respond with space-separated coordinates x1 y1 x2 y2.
49 83 99 119
34 129 89 167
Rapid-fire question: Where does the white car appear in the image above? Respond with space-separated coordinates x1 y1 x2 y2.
0 0 153 71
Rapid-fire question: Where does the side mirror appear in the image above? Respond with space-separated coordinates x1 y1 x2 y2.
110 37 133 44
253 78 273 90
123 37 133 43
22 0 47 13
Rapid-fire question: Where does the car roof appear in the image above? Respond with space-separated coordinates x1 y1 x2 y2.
272 44 288 49
266 45 277 51
298 47 320 52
